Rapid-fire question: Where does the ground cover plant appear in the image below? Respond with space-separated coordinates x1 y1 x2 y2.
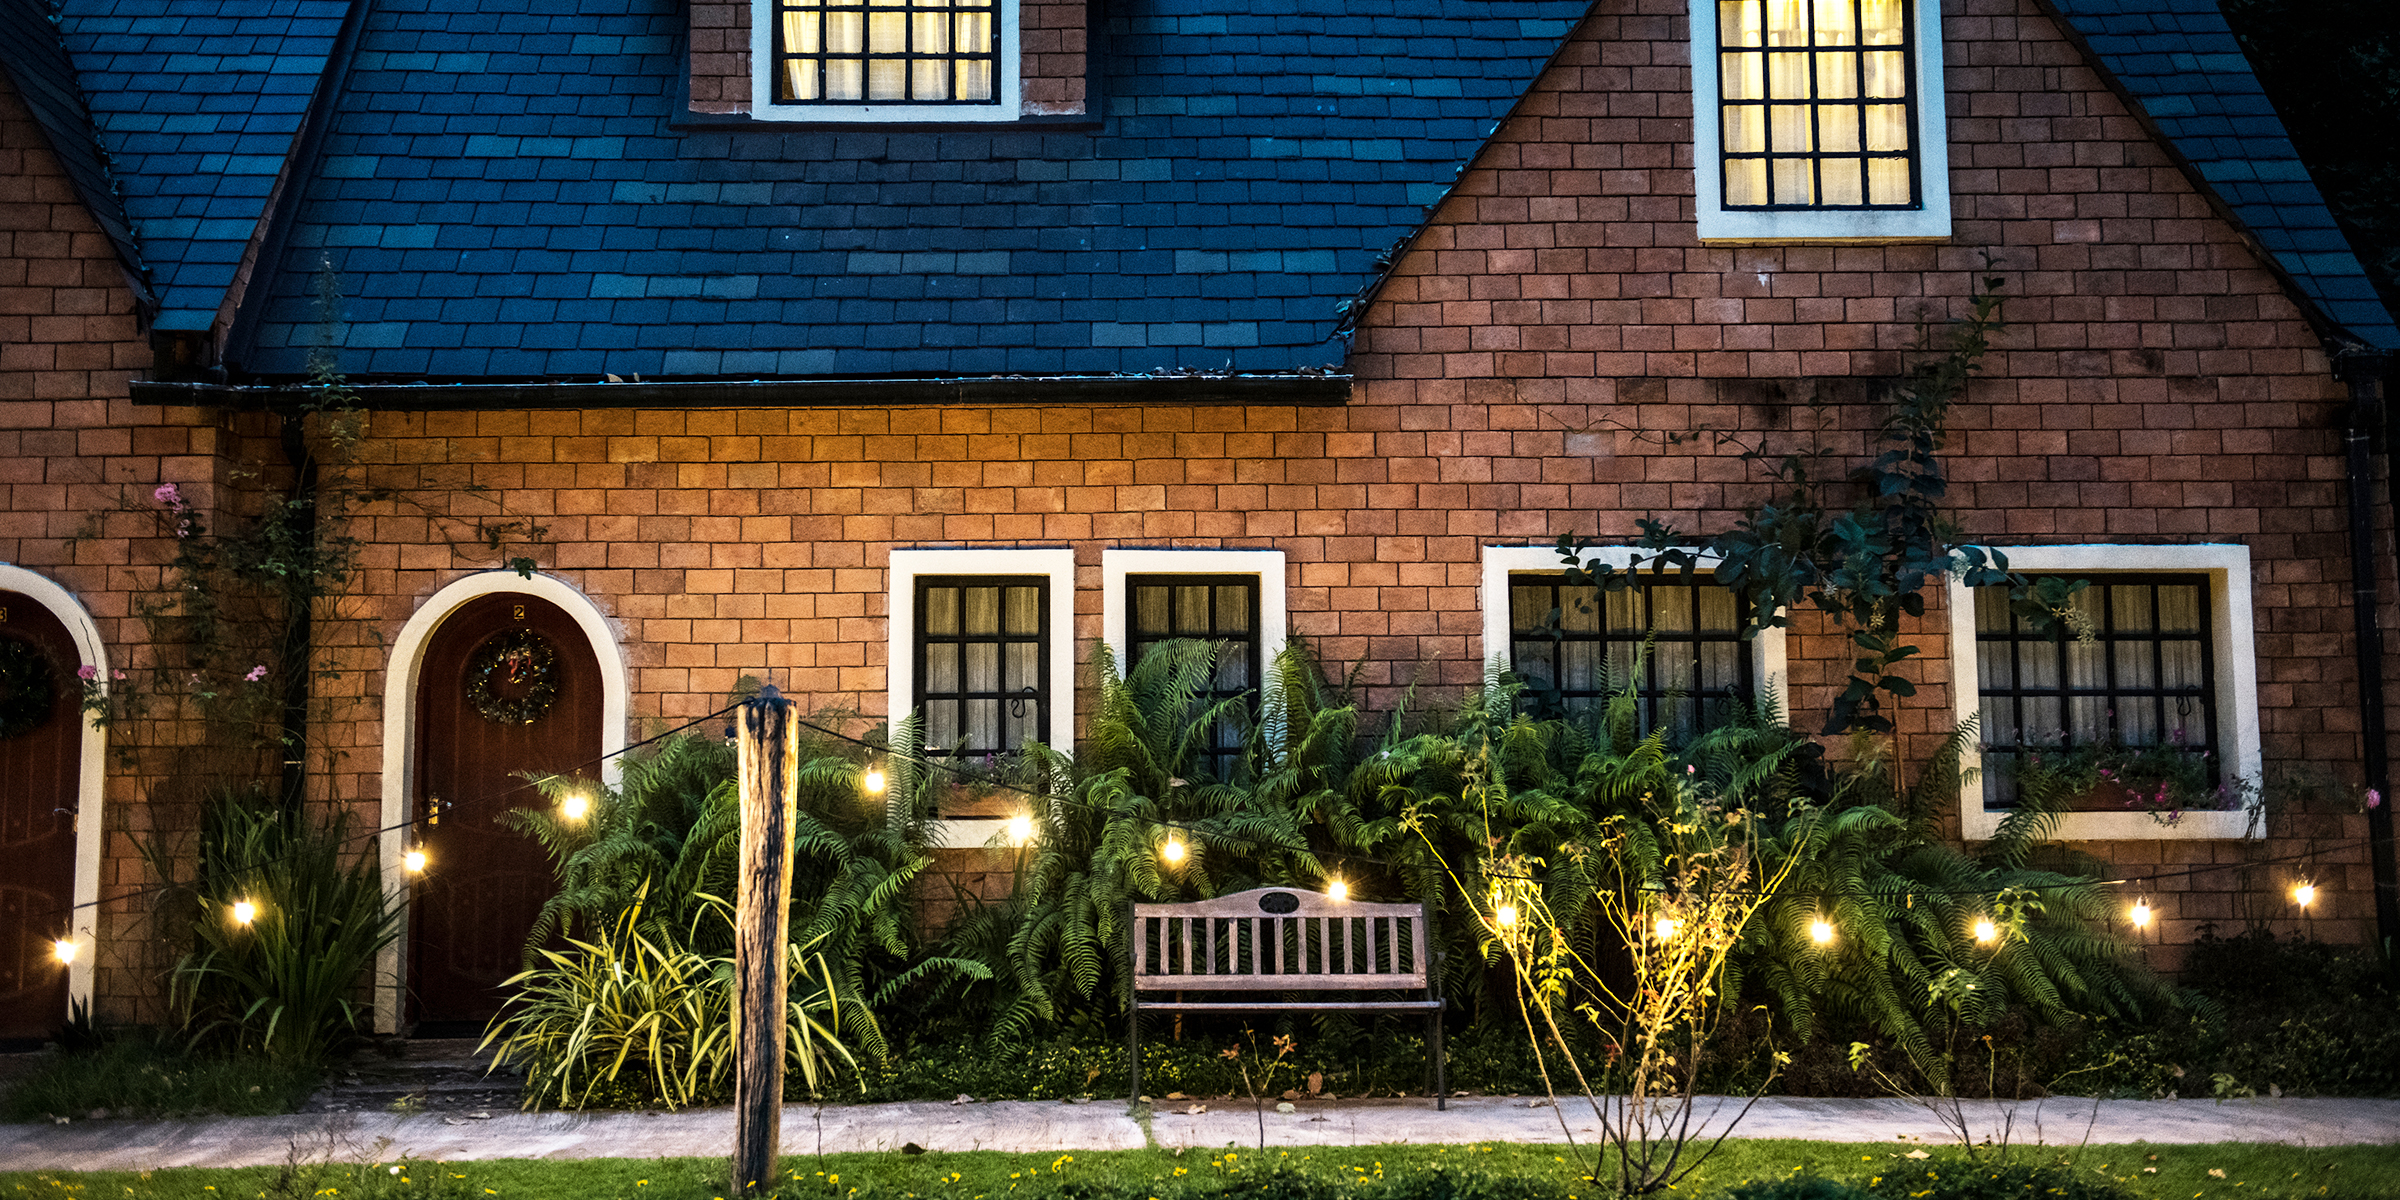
5 1141 2397 1200
0 1032 320 1121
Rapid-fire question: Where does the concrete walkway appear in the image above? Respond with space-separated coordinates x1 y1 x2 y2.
4 1093 2399 1172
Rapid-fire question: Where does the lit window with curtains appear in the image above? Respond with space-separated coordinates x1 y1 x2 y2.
1508 575 1753 738
773 0 998 106
1717 0 1918 208
916 577 1047 757
1972 577 2218 810
1126 575 1260 781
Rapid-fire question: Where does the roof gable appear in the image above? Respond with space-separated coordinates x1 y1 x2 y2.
0 0 148 302
59 0 352 332
2045 0 2399 350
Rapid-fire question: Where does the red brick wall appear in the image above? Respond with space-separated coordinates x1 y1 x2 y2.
690 0 1087 116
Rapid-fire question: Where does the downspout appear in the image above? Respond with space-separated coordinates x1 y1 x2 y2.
276 413 318 821
2338 350 2400 956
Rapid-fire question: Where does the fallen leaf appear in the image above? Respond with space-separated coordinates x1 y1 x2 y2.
1184 1104 1208 1115
1276 1102 1296 1114
950 1094 975 1106
1307 1072 1324 1095
2209 1169 2226 1179
1904 1150 1931 1160
1166 1092 1189 1101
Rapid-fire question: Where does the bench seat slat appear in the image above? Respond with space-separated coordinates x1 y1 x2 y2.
1134 973 1426 991
1138 999 1445 1012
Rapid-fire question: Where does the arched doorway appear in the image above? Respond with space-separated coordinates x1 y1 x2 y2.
0 591 89 1041
406 592 604 1031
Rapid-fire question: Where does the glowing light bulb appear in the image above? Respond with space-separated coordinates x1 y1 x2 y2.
1809 918 1835 946
232 900 257 926
1653 916 1682 942
1326 878 1349 902
52 939 76 965
1160 837 1186 864
1005 814 1035 845
1972 918 1999 944
404 849 427 874
2130 900 2152 929
861 767 888 795
560 792 591 822
2294 882 2317 908
1495 903 1519 929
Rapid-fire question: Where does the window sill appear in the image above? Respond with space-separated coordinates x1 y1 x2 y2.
670 111 1101 132
1963 806 2263 842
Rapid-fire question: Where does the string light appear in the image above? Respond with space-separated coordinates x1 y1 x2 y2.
1653 916 1682 942
1004 814 1035 845
1495 903 1520 928
2294 881 2317 908
1326 878 1349 901
52 938 76 965
231 900 258 926
1809 917 1835 946
403 849 427 874
559 791 592 822
1160 837 1186 864
861 766 888 795
2129 899 2152 929
1972 918 1999 944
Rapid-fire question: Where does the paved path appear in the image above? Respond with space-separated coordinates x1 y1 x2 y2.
4 1093 2399 1171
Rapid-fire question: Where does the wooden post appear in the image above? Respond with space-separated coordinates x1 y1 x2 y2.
732 685 798 1196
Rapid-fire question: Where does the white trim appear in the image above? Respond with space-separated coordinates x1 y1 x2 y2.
887 548 1078 758
375 570 630 1033
0 565 107 1021
1689 0 1952 242
1946 544 2263 842
749 0 1022 122
1099 548 1288 683
1478 545 1790 726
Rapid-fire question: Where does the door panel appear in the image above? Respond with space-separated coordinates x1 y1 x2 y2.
409 593 601 1027
0 593 82 1041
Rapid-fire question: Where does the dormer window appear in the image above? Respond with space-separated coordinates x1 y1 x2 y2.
746 0 1025 120
1690 0 1951 241
769 0 1001 107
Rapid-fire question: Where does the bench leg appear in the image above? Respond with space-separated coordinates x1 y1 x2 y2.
1128 1005 1142 1105
1430 1002 1446 1111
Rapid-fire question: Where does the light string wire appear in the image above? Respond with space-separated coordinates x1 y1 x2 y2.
783 713 2360 902
40 699 747 927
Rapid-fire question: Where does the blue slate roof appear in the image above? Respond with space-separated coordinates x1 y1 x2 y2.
57 0 350 332
2048 0 2400 351
230 0 1587 380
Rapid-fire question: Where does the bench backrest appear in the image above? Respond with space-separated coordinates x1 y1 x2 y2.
1130 886 1430 993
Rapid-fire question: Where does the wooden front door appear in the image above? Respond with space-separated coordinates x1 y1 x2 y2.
409 593 601 1029
0 593 82 1041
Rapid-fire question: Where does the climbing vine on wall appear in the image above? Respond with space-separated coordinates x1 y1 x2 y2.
1552 266 2083 736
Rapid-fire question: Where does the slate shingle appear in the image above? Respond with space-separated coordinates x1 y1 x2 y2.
235 0 1586 379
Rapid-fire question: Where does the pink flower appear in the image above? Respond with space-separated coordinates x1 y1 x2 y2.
2370 789 2384 810
111 668 125 681
77 665 98 681
153 483 182 508
244 665 268 682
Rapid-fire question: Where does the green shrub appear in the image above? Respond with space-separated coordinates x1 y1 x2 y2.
0 1034 319 1119
153 788 400 1066
480 885 855 1109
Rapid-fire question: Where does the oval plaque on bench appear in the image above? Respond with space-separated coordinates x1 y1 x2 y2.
1257 891 1300 914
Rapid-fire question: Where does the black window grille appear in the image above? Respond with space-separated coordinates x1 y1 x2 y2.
1972 575 2217 811
1717 0 1919 209
771 0 999 106
916 576 1047 757
1126 574 1260 781
1507 573 1754 737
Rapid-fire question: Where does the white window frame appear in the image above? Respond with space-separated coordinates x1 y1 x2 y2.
1947 544 2263 842
889 548 1076 850
750 0 1022 122
1688 0 1952 242
1480 545 1790 726
1100 548 1289 686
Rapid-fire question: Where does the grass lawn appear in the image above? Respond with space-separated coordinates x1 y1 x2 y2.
5 1140 2397 1200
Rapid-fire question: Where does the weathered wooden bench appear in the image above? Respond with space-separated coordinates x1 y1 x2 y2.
1128 886 1446 1109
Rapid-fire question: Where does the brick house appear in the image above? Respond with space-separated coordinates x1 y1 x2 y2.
0 0 2394 1037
